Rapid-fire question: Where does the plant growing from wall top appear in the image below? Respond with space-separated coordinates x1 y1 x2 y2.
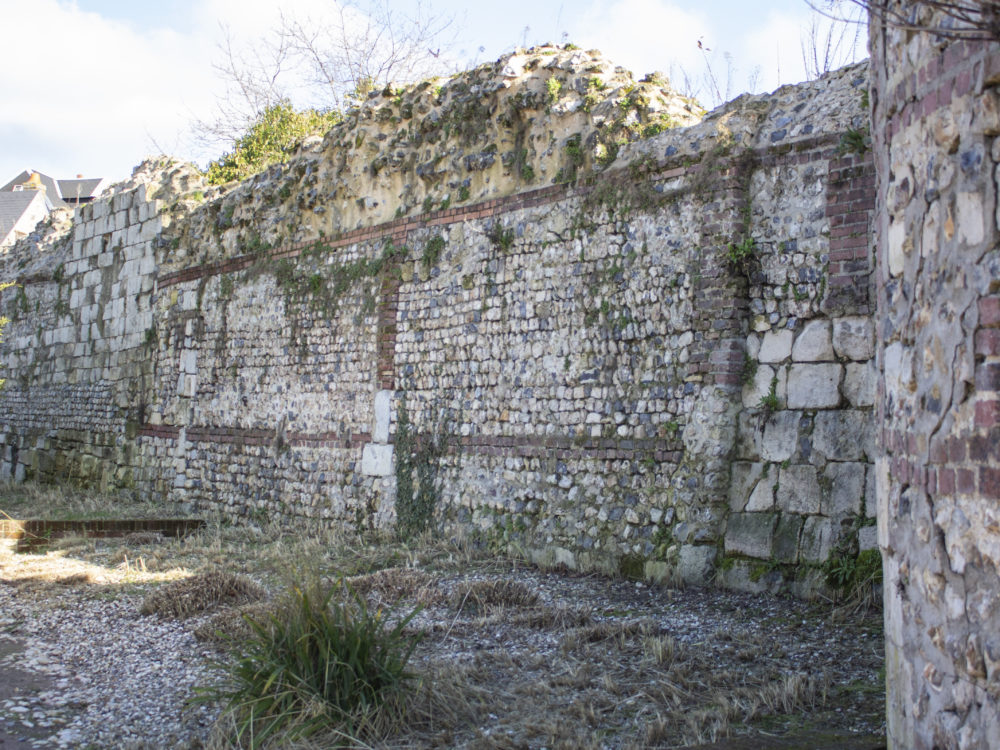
206 102 341 185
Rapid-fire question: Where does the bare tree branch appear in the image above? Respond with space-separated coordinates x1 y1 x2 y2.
800 2 867 79
193 0 456 150
806 0 1000 42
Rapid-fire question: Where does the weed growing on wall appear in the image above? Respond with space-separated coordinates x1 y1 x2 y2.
486 222 515 254
838 127 871 156
421 235 446 270
248 237 408 354
823 518 882 605
0 282 15 388
394 395 449 540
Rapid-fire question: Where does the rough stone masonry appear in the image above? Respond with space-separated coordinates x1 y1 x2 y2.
0 46 874 594
870 3 1000 748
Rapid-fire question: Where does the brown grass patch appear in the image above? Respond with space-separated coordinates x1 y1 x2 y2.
450 578 539 614
193 601 279 644
346 566 432 602
140 571 266 618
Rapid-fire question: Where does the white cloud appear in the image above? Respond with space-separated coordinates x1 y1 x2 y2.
740 6 867 95
567 0 711 90
0 0 216 181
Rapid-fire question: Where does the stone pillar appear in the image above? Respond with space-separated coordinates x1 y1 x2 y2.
870 3 1000 747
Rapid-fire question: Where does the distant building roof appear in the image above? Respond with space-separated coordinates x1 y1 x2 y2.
0 190 51 248
57 177 107 202
1 170 109 207
1 170 66 207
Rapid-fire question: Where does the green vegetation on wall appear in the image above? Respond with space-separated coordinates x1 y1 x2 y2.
207 102 341 186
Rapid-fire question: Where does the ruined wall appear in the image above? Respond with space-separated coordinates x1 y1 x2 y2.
870 7 1000 748
0 47 874 592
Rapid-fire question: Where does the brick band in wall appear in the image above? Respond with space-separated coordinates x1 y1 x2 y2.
155 134 846 293
138 424 372 449
140 421 682 463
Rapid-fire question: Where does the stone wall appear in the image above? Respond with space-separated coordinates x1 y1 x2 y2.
0 47 875 593
870 5 1000 748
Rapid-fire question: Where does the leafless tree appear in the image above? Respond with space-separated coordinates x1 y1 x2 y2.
808 0 1000 41
192 26 296 148
801 2 868 79
193 0 456 150
281 0 456 110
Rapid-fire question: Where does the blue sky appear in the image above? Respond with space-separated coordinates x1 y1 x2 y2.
1 0 866 186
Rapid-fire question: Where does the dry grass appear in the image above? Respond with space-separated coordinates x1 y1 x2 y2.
449 578 539 614
0 480 175 520
1 481 886 748
193 601 281 644
140 571 267 618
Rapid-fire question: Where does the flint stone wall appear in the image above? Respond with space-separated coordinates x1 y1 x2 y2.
0 55 874 592
870 7 1000 748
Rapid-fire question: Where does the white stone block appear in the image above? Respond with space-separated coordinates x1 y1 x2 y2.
742 365 787 409
746 479 775 511
759 329 793 363
844 361 877 407
373 390 392 443
760 410 800 462
181 350 198 374
140 220 160 242
777 465 821 514
858 525 878 551
792 320 833 361
361 444 394 476
833 316 874 361
786 363 842 408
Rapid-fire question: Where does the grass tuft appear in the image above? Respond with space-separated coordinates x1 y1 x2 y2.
197 580 422 748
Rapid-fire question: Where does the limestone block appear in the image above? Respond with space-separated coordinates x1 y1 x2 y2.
799 516 836 563
373 390 392 443
736 413 762 460
759 329 793 363
776 465 821 514
678 544 716 584
361 444 394 476
865 465 876 518
792 320 833 361
742 365 787 409
833 316 874 360
746 478 776 511
725 512 777 559
760 410 801 462
844 361 877 407
858 525 878 551
729 461 764 511
774 514 803 563
822 461 866 516
786 363 842 408
812 410 869 462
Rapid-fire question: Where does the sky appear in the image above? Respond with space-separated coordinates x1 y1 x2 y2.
0 0 868 186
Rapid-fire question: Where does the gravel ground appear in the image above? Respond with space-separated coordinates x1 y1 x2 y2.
0 532 886 749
